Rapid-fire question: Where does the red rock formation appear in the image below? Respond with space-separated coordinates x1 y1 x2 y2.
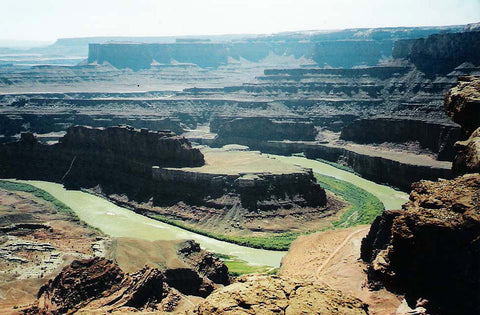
24 257 165 314
23 256 220 314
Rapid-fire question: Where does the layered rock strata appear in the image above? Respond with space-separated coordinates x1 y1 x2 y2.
153 166 325 210
340 117 460 161
85 25 464 70
259 140 452 191
213 117 317 145
405 30 480 75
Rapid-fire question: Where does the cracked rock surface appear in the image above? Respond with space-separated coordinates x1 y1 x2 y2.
192 274 368 314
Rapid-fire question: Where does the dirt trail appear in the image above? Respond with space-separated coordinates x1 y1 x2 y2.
315 227 370 279
280 226 403 315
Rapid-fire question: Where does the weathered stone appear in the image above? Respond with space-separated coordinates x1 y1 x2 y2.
192 275 369 314
444 76 480 136
177 240 229 285
453 126 480 174
24 256 223 314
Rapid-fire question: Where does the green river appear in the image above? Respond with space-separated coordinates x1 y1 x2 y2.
16 156 408 268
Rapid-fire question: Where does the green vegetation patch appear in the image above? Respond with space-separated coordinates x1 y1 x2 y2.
149 214 300 250
212 253 278 276
0 180 78 219
314 173 384 227
315 158 358 174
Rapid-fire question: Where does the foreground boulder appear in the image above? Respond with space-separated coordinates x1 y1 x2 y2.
193 274 369 314
361 173 480 314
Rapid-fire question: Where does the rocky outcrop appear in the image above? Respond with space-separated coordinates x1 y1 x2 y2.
193 274 369 314
0 125 204 200
340 117 460 161
453 127 480 174
444 76 480 136
24 255 225 314
361 174 480 314
444 76 480 175
177 240 229 285
25 257 168 313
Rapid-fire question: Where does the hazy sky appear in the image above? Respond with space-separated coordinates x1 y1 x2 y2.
2 0 480 41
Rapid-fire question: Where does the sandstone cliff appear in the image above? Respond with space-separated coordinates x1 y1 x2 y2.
444 76 480 136
153 166 326 210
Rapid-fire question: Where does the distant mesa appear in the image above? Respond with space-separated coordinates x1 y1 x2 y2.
85 25 467 70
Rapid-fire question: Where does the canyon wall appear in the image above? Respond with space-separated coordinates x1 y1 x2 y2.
395 30 480 75
213 117 317 147
0 126 204 200
0 125 326 211
340 117 461 161
227 140 452 192
302 144 452 191
0 113 185 141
